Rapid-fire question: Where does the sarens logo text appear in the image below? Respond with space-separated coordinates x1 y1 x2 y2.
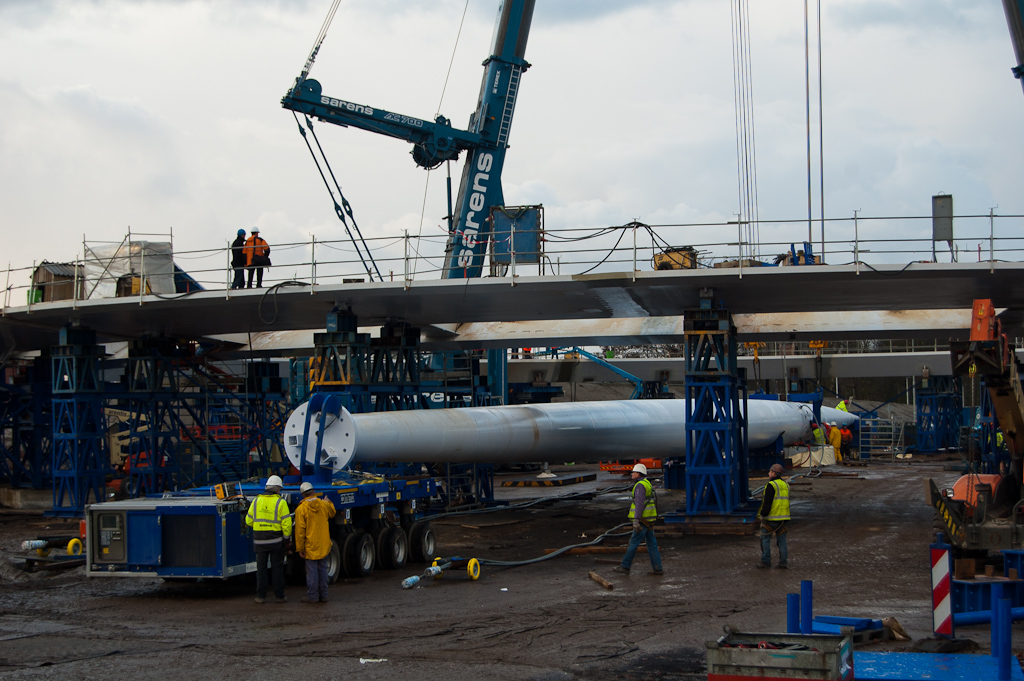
320 96 374 116
456 152 493 268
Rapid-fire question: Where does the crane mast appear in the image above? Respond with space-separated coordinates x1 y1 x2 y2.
443 0 534 279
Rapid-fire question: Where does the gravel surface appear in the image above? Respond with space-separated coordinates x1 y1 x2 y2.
0 460 1017 680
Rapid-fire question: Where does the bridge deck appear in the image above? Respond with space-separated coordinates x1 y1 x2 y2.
2 262 1021 354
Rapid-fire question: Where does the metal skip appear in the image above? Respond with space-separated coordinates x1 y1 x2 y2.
283 399 858 474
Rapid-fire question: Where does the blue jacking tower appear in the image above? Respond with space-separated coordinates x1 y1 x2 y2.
916 375 963 453
51 327 109 516
669 289 750 516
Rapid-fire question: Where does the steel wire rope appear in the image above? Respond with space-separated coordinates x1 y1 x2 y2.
297 113 382 281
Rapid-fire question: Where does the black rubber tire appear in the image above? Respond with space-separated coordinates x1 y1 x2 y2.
373 526 392 570
384 526 409 570
409 521 437 564
343 532 374 578
325 540 342 584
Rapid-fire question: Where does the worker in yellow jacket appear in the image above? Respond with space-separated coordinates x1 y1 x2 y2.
295 481 337 603
246 475 292 603
828 421 843 462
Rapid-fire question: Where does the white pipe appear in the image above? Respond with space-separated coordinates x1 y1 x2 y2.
284 399 858 473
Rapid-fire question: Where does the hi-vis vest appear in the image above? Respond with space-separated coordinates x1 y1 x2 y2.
765 479 791 521
628 478 658 522
246 493 292 548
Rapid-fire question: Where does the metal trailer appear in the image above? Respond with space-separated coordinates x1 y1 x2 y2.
84 475 438 580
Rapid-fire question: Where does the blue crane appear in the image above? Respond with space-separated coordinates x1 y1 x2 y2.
1003 0 1024 94
281 0 535 280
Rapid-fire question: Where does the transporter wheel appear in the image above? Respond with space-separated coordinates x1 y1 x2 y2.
66 538 83 556
325 540 342 584
382 527 409 571
35 547 51 557
343 532 374 578
409 521 437 564
373 526 392 570
467 558 481 581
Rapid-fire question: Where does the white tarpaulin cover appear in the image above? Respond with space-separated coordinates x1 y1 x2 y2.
83 241 175 299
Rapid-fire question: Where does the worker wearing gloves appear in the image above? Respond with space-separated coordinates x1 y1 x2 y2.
613 463 664 576
246 475 292 603
756 463 790 569
294 481 337 603
828 421 843 462
243 226 271 288
230 228 247 289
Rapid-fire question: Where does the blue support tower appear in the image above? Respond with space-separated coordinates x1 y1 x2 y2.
673 289 749 516
51 327 109 516
917 375 963 453
0 355 52 489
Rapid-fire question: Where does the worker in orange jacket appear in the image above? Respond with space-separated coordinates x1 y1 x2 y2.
840 425 853 461
244 227 271 288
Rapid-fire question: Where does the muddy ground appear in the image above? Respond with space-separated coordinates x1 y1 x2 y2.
0 460 1017 680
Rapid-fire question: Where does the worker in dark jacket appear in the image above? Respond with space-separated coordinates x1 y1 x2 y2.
245 475 292 603
231 228 247 289
613 463 663 576
757 463 790 569
244 227 271 288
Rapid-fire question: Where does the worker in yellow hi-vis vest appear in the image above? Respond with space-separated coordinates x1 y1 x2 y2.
246 475 292 603
756 463 790 569
613 463 663 576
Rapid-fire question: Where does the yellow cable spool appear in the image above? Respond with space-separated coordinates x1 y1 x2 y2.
467 558 481 581
67 538 83 556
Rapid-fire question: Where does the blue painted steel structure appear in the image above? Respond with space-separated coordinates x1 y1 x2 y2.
280 1 535 280
916 376 963 453
0 356 51 489
675 291 750 515
51 327 109 516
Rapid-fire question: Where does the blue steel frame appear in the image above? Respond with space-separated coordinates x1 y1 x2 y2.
676 292 750 515
0 356 52 489
917 376 963 453
51 327 109 516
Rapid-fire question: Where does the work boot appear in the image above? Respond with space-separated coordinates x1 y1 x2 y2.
254 597 265 604
301 597 317 604
319 596 329 603
612 566 630 575
275 596 288 604
756 562 770 569
777 563 788 569
648 569 664 576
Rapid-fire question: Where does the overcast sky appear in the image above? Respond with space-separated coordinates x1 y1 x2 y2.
2 0 1022 289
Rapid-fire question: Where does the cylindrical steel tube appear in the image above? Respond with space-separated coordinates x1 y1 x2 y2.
284 398 856 473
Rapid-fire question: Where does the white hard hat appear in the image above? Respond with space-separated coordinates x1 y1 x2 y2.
265 475 283 489
632 463 648 475
251 226 260 233
830 421 837 426
299 482 314 494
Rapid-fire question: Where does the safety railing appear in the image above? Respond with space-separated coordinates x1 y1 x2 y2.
4 211 1024 314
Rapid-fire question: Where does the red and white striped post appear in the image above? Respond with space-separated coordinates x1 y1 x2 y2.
930 540 955 638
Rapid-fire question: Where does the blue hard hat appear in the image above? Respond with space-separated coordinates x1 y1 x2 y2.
237 228 245 237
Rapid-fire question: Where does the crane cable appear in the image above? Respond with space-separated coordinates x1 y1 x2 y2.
410 0 473 284
292 112 381 282
731 0 760 261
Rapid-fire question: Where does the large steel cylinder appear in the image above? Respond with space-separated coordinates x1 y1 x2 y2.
283 399 857 473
